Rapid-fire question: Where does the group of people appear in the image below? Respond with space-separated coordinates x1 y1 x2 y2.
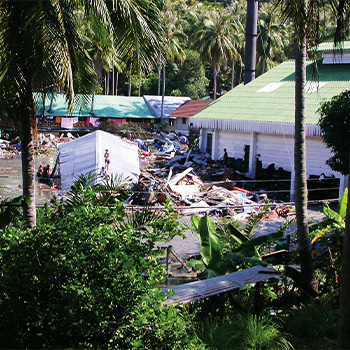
37 164 51 178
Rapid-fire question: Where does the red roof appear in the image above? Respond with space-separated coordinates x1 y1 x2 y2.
169 100 212 118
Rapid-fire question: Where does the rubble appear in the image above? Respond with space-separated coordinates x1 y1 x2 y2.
7 129 296 221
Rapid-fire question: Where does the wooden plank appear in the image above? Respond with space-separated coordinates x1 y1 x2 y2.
161 266 280 305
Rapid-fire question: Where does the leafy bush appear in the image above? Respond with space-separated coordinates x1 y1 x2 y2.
284 302 338 349
0 184 199 349
196 313 292 349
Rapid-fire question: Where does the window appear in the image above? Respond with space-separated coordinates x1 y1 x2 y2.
244 145 250 172
182 118 187 125
206 133 213 155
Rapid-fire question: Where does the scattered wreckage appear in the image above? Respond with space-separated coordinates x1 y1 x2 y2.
127 131 294 220
5 129 294 220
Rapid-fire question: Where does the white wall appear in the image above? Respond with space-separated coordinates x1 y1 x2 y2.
200 128 345 198
257 134 294 172
216 130 253 160
202 128 340 176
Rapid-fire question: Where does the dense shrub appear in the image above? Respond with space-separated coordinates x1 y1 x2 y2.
0 187 201 349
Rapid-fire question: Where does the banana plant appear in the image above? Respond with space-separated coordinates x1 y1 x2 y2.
308 189 347 291
186 213 318 297
187 214 284 279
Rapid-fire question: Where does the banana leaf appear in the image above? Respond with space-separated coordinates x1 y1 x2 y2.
227 224 249 244
323 203 345 229
238 230 284 255
339 188 348 219
186 259 206 271
198 215 223 271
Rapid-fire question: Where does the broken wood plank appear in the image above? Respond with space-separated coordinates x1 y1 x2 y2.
161 266 280 305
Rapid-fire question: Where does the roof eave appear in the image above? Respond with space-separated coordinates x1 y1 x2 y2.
190 118 322 137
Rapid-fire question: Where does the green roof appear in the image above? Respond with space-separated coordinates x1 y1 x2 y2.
316 41 350 52
191 59 350 127
35 94 155 119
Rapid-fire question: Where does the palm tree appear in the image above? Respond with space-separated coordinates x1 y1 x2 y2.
272 0 316 293
272 0 347 292
256 4 288 75
0 0 162 227
0 1 97 227
193 9 237 100
159 3 186 122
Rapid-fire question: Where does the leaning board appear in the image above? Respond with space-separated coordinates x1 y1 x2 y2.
161 266 280 305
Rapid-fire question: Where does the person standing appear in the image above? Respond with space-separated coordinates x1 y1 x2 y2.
223 148 228 167
104 149 110 171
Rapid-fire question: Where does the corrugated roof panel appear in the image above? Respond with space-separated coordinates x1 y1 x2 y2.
143 95 191 118
169 100 212 118
315 41 350 52
35 94 155 119
191 60 350 126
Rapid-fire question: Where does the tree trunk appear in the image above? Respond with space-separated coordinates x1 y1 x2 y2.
138 74 142 97
261 57 267 74
128 75 132 97
158 55 162 96
294 40 316 290
106 71 110 95
244 0 258 84
213 69 217 100
112 67 115 95
338 144 350 348
161 64 166 123
19 90 37 228
116 72 119 96
231 61 235 90
91 83 96 115
158 67 161 96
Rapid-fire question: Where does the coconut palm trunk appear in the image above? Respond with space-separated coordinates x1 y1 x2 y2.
161 64 166 123
19 90 37 228
338 144 350 348
294 39 316 288
213 68 218 100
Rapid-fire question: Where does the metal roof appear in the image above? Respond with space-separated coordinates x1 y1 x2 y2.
191 59 350 136
35 94 155 119
315 40 350 52
143 95 191 119
169 100 212 118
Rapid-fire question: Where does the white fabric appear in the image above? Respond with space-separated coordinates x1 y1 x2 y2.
58 130 139 190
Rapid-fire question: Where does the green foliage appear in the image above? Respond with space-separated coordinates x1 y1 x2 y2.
0 182 193 348
119 289 205 349
308 194 347 295
196 313 293 350
284 302 338 349
187 213 285 278
318 90 350 174
0 196 29 229
167 50 209 99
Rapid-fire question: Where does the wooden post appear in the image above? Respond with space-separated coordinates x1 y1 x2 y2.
254 281 262 315
165 246 170 286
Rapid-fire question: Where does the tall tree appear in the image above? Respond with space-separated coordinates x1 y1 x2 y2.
273 0 350 294
193 9 237 99
0 0 97 227
318 90 350 348
272 0 337 290
256 4 288 75
0 0 162 227
159 2 186 122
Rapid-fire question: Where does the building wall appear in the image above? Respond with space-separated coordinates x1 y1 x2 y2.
203 130 338 177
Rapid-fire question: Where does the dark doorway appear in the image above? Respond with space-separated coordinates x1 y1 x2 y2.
206 133 213 155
